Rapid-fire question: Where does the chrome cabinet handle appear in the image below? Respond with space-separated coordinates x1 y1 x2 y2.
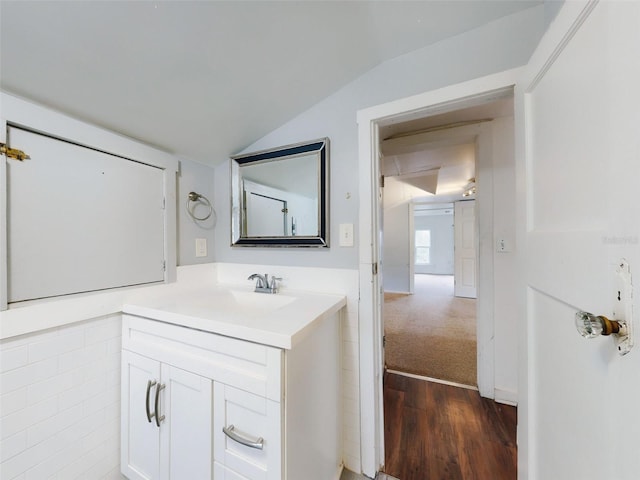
145 380 157 423
154 383 165 427
222 425 264 450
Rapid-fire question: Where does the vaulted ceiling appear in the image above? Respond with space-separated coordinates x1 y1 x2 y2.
0 1 540 166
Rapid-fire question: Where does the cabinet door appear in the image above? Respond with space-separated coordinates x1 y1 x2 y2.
213 382 281 480
159 364 213 480
122 351 161 480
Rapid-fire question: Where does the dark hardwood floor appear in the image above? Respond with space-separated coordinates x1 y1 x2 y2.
384 372 517 480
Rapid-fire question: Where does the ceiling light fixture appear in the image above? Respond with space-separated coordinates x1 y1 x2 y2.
462 178 476 197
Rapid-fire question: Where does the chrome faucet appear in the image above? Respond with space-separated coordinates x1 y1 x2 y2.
248 273 282 294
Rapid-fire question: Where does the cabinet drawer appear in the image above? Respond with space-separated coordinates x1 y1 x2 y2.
122 315 282 401
214 382 282 480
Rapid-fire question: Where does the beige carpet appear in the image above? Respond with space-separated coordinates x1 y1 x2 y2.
384 274 477 386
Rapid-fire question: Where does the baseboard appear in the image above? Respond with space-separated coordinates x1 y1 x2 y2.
494 388 518 406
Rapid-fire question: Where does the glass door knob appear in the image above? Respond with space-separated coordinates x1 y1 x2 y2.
575 311 622 338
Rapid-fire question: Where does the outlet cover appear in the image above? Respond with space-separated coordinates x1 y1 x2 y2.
195 238 207 257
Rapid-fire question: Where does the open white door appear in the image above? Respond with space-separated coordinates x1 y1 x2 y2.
454 200 477 298
521 1 640 479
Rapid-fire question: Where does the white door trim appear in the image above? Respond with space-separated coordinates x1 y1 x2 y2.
408 203 415 294
357 67 522 477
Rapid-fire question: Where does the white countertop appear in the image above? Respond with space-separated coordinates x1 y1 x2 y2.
122 284 346 350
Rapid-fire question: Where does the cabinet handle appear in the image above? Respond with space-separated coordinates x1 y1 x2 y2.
145 380 157 423
154 383 165 427
222 425 264 450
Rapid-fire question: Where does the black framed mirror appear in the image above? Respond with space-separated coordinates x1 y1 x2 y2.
230 138 329 247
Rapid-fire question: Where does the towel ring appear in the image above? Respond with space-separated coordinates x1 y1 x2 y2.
186 191 213 221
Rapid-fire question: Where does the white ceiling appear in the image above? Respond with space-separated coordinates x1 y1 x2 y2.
380 96 514 202
0 1 539 166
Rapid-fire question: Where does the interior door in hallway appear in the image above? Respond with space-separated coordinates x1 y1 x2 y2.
522 2 640 478
454 200 477 298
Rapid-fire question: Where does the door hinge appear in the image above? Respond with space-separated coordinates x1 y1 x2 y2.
380 175 385 188
0 143 30 161
162 260 166 272
372 262 378 275
383 335 386 347
162 197 166 210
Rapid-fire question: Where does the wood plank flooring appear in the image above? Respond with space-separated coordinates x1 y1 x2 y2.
384 372 517 480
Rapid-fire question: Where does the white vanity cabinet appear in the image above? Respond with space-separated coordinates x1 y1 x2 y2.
120 307 341 480
121 351 213 480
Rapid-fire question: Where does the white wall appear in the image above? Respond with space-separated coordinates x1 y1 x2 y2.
489 116 518 402
382 204 411 293
177 158 216 266
415 214 454 275
213 6 546 271
0 315 123 480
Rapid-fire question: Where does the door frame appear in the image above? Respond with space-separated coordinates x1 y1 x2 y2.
408 203 415 294
357 68 523 477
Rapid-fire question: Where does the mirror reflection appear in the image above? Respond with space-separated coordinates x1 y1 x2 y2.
231 138 329 247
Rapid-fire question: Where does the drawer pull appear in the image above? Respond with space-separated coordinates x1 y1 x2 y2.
222 425 264 450
154 383 165 427
145 380 157 422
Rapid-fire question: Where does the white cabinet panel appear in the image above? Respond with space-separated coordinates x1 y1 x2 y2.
122 315 282 401
121 351 161 480
213 382 281 480
160 364 212 480
122 351 212 480
7 126 165 303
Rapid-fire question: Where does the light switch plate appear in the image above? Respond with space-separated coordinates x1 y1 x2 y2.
496 238 511 253
339 223 354 247
195 238 207 257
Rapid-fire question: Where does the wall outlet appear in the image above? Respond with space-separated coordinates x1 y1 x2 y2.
195 238 207 257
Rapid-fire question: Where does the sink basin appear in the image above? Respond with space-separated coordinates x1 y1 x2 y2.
228 290 296 312
163 288 298 319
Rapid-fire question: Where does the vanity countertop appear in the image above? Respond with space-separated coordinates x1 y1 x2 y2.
122 284 346 350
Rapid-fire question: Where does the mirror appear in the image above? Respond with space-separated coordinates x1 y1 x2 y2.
231 138 329 247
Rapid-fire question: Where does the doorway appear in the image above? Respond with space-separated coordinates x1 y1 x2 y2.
382 149 479 388
379 97 515 476
356 70 521 477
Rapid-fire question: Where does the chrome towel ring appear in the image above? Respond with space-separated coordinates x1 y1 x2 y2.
186 191 213 221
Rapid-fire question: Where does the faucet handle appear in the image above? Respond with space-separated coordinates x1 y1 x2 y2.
269 276 282 291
